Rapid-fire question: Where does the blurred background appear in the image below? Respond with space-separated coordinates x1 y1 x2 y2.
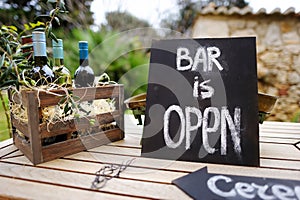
0 0 300 141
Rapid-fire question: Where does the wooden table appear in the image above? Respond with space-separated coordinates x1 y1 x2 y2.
0 115 300 199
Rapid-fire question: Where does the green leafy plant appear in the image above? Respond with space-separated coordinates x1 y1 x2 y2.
56 28 149 98
0 0 67 140
291 110 300 122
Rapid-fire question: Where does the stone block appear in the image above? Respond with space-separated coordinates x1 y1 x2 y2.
255 23 268 38
228 19 246 30
280 21 293 33
266 86 278 96
279 51 292 65
288 72 300 84
282 31 300 44
192 18 229 37
260 52 279 65
231 29 256 37
246 20 258 29
291 55 300 74
257 62 269 79
257 45 266 54
284 44 300 54
263 22 282 46
276 70 288 83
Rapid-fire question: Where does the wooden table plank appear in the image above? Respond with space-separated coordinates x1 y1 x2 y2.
260 122 300 139
90 145 141 157
260 131 300 139
0 150 23 160
124 115 144 135
260 158 300 171
2 155 187 185
0 138 13 149
0 161 189 199
4 144 300 183
259 136 299 144
260 143 300 161
63 151 300 179
0 143 18 158
108 134 141 148
1 118 300 200
96 134 300 164
0 176 141 200
261 121 300 128
4 150 300 190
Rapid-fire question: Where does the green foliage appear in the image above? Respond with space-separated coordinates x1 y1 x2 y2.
0 25 23 90
207 0 248 8
0 0 68 140
0 0 94 32
54 28 150 98
161 0 249 33
0 93 9 141
291 110 300 122
0 1 68 90
105 11 150 32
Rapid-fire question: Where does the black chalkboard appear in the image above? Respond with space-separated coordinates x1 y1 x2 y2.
172 167 300 200
141 37 259 166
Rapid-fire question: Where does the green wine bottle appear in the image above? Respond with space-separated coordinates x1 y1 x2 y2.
52 39 72 87
74 41 95 87
31 31 55 86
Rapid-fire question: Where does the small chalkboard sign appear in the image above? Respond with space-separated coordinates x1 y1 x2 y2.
142 37 259 166
172 167 300 200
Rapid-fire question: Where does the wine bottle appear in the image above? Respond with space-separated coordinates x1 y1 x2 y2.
20 35 34 86
31 31 55 86
21 35 33 62
52 39 72 87
74 41 95 87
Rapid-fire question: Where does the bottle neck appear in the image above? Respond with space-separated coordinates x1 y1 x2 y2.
53 46 64 67
79 48 88 67
80 59 89 67
35 56 48 67
54 58 61 67
60 59 64 65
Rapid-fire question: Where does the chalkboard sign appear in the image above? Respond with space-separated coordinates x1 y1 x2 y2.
141 37 259 166
172 167 300 200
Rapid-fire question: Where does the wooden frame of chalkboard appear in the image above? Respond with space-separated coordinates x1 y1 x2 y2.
142 37 259 167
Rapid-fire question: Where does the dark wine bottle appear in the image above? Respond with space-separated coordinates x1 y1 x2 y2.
74 41 95 87
31 31 55 86
52 39 72 87
21 35 33 63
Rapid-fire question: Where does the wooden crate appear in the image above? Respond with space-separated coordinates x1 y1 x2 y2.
8 85 124 165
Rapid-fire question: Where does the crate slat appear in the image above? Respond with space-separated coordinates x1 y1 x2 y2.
39 111 120 138
11 116 30 138
14 134 33 162
37 85 122 107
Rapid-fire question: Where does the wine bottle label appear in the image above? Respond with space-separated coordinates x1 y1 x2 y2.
33 42 47 57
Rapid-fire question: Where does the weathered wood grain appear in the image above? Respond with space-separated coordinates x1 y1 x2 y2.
1 117 300 199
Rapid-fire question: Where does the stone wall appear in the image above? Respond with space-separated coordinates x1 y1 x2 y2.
192 14 300 121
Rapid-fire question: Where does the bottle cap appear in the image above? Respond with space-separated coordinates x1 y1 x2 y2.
79 41 88 49
52 39 63 47
32 31 46 42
